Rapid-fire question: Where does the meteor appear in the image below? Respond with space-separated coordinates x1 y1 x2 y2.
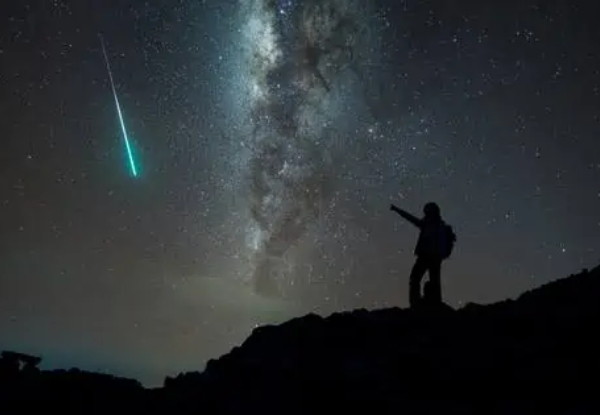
99 34 139 177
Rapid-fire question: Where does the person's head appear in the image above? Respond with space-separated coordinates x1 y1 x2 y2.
423 202 441 219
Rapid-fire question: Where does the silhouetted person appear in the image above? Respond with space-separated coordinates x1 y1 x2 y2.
390 202 456 307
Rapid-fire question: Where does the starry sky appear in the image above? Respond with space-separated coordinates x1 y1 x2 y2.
1 0 599 386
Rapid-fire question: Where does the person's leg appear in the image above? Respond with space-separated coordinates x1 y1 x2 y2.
427 259 442 304
423 280 433 304
409 256 428 307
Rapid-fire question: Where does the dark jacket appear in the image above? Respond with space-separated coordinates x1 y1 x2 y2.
392 207 445 259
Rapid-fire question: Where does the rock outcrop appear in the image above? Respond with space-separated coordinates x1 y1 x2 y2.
2 265 599 414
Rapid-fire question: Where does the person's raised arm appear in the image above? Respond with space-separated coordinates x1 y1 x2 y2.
390 204 422 228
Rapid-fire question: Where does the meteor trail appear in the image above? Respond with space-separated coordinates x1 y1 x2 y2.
99 34 139 177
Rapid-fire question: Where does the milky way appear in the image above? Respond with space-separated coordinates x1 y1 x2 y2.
233 0 374 296
2 0 600 387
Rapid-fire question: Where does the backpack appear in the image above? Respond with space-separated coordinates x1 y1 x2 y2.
440 223 456 260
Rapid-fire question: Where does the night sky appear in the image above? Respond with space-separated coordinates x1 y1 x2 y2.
1 0 599 385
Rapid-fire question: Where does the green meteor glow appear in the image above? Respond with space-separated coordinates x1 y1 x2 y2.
99 34 139 177
112 93 138 177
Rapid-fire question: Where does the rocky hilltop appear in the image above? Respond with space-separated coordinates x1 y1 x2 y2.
2 265 599 414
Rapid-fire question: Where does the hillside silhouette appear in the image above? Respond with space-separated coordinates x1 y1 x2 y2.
2 265 600 414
